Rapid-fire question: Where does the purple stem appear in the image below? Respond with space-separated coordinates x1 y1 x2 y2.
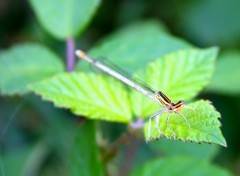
130 118 144 129
66 37 75 72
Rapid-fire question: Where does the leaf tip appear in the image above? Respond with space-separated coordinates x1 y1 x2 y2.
220 139 227 148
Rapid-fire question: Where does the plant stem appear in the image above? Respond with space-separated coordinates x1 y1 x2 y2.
130 118 144 129
66 37 75 72
102 118 144 163
102 131 130 163
102 128 140 163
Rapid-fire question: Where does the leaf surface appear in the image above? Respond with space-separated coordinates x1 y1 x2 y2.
30 72 131 123
144 100 226 147
76 20 192 73
149 138 220 160
130 157 233 176
0 43 64 95
208 50 240 95
70 121 104 176
29 0 100 39
130 48 218 117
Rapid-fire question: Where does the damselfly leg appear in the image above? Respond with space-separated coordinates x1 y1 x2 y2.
176 104 198 127
166 112 176 136
147 97 193 141
147 108 178 142
176 112 191 127
147 109 168 142
183 104 198 110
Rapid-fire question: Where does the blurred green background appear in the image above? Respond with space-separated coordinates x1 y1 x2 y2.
1 0 240 175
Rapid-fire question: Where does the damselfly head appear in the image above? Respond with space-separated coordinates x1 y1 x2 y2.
75 50 86 58
178 100 185 105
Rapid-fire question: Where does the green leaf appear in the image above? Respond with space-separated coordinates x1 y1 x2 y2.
149 138 220 160
0 43 64 95
144 100 227 147
130 47 218 117
30 72 131 123
76 20 192 73
130 157 233 176
2 142 49 176
29 0 101 39
28 95 78 158
179 0 240 47
70 121 104 176
207 50 240 95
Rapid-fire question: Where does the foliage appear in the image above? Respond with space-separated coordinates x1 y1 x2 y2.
144 100 226 147
29 0 101 39
208 50 240 94
130 48 217 117
70 121 104 176
149 139 220 160
29 46 225 146
78 20 191 73
0 0 236 176
0 43 64 95
130 157 232 176
31 73 131 123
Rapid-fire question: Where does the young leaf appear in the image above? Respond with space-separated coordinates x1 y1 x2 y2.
30 72 131 123
130 47 218 117
0 43 64 95
144 100 227 147
29 0 101 39
76 20 192 73
130 157 233 176
208 50 240 95
70 121 104 176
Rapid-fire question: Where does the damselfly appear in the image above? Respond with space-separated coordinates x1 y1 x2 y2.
75 50 193 141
